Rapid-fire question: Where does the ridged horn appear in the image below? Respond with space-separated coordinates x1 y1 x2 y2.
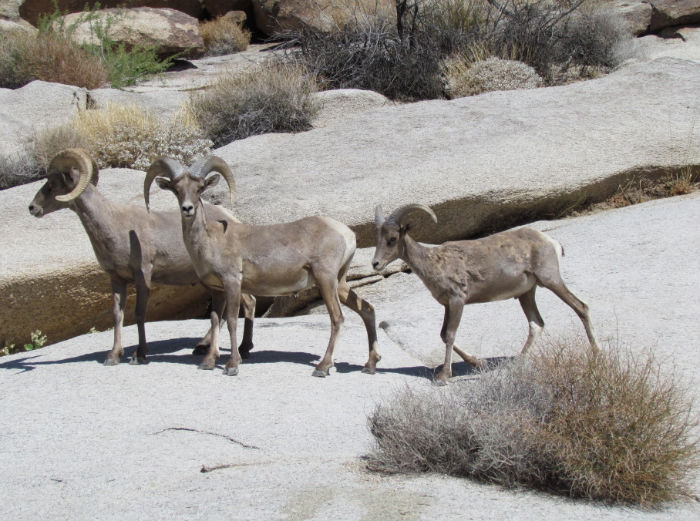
53 149 97 203
388 204 438 226
375 205 385 228
190 156 236 207
143 157 185 210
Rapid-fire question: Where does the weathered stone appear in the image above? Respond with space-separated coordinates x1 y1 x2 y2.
251 0 394 36
215 58 700 249
57 7 204 58
649 0 700 32
0 0 23 20
19 0 205 26
312 89 391 128
0 17 37 35
0 168 211 348
203 0 252 19
606 0 652 35
0 80 87 157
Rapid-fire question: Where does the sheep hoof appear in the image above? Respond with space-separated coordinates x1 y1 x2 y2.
238 343 254 359
433 378 449 386
103 358 119 366
224 366 239 376
129 357 148 365
312 369 329 378
361 366 376 375
192 345 208 356
198 362 215 370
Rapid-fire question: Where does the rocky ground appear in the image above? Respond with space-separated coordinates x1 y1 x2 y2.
1 192 699 520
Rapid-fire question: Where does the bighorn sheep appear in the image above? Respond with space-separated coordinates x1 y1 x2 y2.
28 148 256 365
144 156 381 377
372 204 600 384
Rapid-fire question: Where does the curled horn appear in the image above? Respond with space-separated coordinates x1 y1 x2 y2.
190 156 236 207
143 157 185 211
53 149 98 203
388 204 438 226
375 205 385 228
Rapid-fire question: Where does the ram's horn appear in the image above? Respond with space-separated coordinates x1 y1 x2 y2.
53 149 98 203
191 156 236 207
387 204 438 226
375 205 385 228
143 157 185 210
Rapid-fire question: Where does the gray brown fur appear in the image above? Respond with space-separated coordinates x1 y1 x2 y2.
28 149 255 366
372 204 600 384
145 156 381 377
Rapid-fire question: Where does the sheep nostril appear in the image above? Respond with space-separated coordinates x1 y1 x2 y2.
372 261 379 270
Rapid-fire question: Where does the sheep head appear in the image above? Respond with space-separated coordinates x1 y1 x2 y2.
372 204 437 271
28 148 99 217
144 156 236 218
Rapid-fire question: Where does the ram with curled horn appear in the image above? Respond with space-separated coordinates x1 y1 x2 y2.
372 203 601 385
28 148 256 365
146 155 382 377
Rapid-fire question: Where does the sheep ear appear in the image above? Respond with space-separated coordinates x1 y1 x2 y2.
204 173 220 190
155 177 173 191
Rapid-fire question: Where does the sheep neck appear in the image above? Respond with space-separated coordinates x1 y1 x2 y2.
400 234 432 281
72 185 120 246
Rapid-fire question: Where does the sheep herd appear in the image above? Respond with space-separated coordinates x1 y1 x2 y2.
29 149 599 385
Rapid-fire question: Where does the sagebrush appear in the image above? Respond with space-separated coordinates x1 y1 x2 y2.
188 60 319 147
200 15 251 56
368 341 699 505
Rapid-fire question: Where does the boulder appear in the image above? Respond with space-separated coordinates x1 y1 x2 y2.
0 193 698 520
251 0 394 36
58 7 204 58
203 0 253 19
215 58 700 249
0 17 37 35
311 89 391 128
0 168 212 349
0 80 88 157
649 0 700 32
607 0 652 35
19 0 205 26
0 0 23 20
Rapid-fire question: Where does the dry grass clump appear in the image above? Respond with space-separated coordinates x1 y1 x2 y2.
0 30 108 89
200 15 251 56
188 60 319 147
0 153 43 190
368 341 699 505
32 104 212 171
443 55 543 98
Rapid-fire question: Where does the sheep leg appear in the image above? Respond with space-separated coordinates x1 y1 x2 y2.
440 305 484 369
129 279 150 365
199 310 221 371
337 280 381 374
313 272 344 377
223 282 242 376
539 277 601 352
238 294 256 359
193 290 226 355
518 287 544 355
435 299 464 385
103 276 127 366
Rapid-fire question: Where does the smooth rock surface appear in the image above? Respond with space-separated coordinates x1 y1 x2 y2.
1 192 698 520
217 58 700 248
0 80 87 157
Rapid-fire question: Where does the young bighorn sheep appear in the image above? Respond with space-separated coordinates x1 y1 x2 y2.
372 204 600 384
144 156 381 377
28 148 256 365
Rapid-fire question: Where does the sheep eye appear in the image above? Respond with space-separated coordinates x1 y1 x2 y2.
387 237 397 246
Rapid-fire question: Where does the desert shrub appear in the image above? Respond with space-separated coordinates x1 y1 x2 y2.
443 55 543 97
188 60 319 147
33 104 212 171
0 29 108 89
368 341 699 505
0 152 43 190
200 15 251 56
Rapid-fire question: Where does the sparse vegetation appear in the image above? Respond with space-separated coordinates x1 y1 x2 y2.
0 153 43 190
200 14 251 56
443 55 543 98
188 60 319 147
368 341 699 505
32 104 213 171
292 0 627 100
0 6 173 89
1 330 47 356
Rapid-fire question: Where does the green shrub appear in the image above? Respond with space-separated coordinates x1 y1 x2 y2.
188 60 319 147
368 341 699 505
